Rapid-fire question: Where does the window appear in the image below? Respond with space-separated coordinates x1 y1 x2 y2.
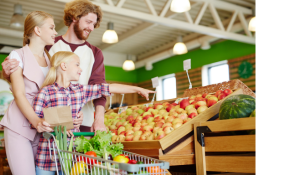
156 74 177 101
162 77 177 100
202 60 229 86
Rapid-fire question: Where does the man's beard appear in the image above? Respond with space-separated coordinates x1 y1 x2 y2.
74 21 90 40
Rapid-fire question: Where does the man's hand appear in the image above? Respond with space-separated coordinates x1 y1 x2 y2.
2 56 19 81
73 111 84 129
91 105 107 133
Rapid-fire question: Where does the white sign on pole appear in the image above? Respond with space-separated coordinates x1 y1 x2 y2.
183 59 191 70
151 77 159 88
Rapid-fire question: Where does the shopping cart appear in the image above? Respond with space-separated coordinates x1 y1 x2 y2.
43 132 170 175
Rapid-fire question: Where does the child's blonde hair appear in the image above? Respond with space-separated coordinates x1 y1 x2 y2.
41 51 78 88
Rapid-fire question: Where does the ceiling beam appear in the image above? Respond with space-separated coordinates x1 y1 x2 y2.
75 2 255 44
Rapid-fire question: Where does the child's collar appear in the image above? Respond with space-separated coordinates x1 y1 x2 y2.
53 82 77 91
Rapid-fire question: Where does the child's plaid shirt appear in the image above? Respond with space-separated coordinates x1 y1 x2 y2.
33 82 110 171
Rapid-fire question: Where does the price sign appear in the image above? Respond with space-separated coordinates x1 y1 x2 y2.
118 106 128 114
184 59 191 70
151 77 159 88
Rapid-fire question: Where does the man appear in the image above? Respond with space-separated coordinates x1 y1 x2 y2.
2 0 107 132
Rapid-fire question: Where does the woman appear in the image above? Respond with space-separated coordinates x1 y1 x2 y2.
0 11 83 174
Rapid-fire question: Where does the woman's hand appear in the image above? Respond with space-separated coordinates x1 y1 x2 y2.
35 119 54 133
73 111 83 129
66 130 74 137
1 56 19 80
137 88 156 101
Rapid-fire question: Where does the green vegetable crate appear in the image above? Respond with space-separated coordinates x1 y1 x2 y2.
43 131 169 175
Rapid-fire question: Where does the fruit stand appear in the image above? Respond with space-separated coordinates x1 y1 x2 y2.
105 79 255 166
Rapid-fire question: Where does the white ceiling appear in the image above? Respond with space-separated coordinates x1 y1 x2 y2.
0 0 255 69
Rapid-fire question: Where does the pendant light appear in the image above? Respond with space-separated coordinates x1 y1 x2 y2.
170 0 191 13
102 22 118 43
122 55 135 71
248 9 256 32
173 36 187 55
10 4 25 28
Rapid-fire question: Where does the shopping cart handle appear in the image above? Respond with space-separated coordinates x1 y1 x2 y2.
50 132 95 137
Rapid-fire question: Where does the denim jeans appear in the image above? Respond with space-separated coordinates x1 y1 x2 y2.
36 166 63 175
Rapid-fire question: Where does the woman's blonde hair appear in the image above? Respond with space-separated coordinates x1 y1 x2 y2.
23 11 53 59
41 51 78 88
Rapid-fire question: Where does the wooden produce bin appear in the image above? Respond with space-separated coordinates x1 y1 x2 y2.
194 117 256 175
111 79 255 166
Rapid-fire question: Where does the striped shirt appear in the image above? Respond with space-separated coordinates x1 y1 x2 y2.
33 82 110 171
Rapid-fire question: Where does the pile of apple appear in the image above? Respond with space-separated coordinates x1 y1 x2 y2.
105 89 233 142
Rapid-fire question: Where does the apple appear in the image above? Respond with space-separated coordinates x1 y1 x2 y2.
166 105 174 112
122 121 129 126
146 133 155 140
215 90 223 97
125 124 133 130
162 102 170 107
162 112 169 117
136 116 143 121
154 116 163 122
178 113 188 121
173 122 182 129
151 109 159 116
141 120 147 124
126 108 132 115
116 134 125 142
153 127 162 134
183 118 192 124
111 135 118 142
125 130 134 136
143 125 153 132
141 123 148 127
147 117 155 123
176 108 184 114
218 93 226 101
143 112 152 117
125 134 134 141
163 115 169 120
126 115 134 121
116 122 123 128
166 116 175 123
171 103 178 106
133 126 141 132
139 134 147 140
163 126 174 135
119 131 126 135
223 89 233 95
189 100 194 104
148 122 156 127
155 105 164 110
207 96 219 107
145 107 153 112
197 105 208 114
174 105 180 109
143 131 152 137
132 135 140 141
162 122 172 128
137 109 144 115
169 111 179 117
194 101 207 109
110 129 118 135
134 122 141 127
188 95 196 101
158 109 167 115
185 105 195 111
155 121 165 128
187 108 198 115
205 94 213 99
202 93 208 98
172 118 183 125
180 99 190 109
154 131 166 140
109 125 117 130
188 112 197 119
181 110 187 115
133 130 143 136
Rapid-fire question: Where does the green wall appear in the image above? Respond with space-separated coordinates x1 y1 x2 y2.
136 40 255 83
0 40 255 83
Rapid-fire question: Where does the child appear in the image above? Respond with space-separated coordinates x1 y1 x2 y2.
33 51 155 174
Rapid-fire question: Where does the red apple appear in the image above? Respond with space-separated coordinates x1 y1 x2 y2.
155 131 166 140
215 90 223 97
188 112 197 119
139 134 147 140
143 115 152 120
218 93 226 101
166 116 175 123
224 89 233 95
202 93 208 98
171 103 178 106
162 122 172 128
125 134 134 141
125 130 134 136
163 126 174 135
166 105 174 112
178 113 188 121
145 107 153 112
119 131 126 135
143 125 153 132
180 99 190 110
155 121 165 128
207 96 219 107
195 101 207 109
110 129 118 135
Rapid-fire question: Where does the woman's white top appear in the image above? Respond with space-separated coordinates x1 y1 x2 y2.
9 51 49 77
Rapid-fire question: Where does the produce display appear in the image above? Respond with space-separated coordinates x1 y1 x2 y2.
104 89 234 142
219 94 256 120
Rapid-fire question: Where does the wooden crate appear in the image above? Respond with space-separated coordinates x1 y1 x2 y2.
194 117 256 175
110 79 255 166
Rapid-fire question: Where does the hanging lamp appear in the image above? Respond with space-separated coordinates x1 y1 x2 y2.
122 55 135 71
248 9 256 32
170 0 191 13
173 36 187 55
102 22 118 43
10 4 25 28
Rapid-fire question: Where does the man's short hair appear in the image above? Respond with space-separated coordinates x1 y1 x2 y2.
64 0 102 28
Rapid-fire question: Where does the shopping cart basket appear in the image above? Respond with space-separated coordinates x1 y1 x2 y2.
43 132 170 175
